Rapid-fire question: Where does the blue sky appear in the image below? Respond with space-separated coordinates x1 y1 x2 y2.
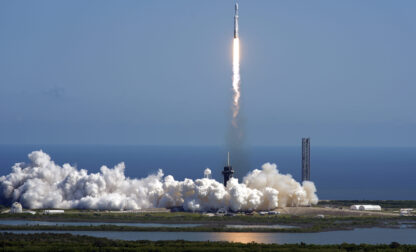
0 0 415 146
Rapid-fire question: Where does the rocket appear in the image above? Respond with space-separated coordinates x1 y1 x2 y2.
234 2 239 38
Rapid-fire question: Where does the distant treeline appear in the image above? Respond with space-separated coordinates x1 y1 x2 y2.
0 233 414 252
318 200 416 209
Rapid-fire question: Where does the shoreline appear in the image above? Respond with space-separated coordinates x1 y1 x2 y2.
0 217 414 233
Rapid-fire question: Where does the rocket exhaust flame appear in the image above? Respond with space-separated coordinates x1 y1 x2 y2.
232 3 241 128
232 37 240 127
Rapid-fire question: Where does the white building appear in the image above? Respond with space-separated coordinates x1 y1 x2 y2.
400 208 414 216
216 208 227 215
10 202 23 213
350 205 382 211
268 211 279 215
43 210 65 214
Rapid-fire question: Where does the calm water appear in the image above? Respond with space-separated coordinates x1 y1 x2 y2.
3 228 416 244
0 145 415 199
226 224 295 229
0 220 199 228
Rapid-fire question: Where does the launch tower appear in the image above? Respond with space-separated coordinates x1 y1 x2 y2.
302 138 311 181
222 152 234 186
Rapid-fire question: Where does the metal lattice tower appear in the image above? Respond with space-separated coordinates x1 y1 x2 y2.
302 138 311 182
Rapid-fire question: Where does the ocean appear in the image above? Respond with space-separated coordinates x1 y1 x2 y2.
0 145 414 200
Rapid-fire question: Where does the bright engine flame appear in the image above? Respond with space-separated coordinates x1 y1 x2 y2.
232 38 240 127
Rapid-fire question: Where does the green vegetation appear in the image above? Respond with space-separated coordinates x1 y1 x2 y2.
0 210 414 226
0 224 300 233
0 233 414 251
0 211 222 224
0 211 307 224
318 200 416 209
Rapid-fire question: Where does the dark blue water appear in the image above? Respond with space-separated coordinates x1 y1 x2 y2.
0 145 415 200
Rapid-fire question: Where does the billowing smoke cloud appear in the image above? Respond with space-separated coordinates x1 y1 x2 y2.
0 151 318 211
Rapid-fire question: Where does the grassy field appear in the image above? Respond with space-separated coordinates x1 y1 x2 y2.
0 209 410 224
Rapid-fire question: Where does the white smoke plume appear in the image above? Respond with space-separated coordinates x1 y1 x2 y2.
0 151 318 211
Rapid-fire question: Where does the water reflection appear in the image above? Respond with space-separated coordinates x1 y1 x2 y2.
226 224 295 229
213 232 273 244
3 228 416 244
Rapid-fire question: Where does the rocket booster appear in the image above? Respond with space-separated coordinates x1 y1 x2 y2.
234 3 239 38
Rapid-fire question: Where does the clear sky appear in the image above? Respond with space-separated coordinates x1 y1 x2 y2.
0 0 415 146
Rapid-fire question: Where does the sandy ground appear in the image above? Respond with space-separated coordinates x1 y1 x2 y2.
278 206 399 217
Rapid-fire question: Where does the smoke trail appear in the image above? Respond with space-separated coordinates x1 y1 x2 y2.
0 151 318 211
228 35 250 175
232 37 241 128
